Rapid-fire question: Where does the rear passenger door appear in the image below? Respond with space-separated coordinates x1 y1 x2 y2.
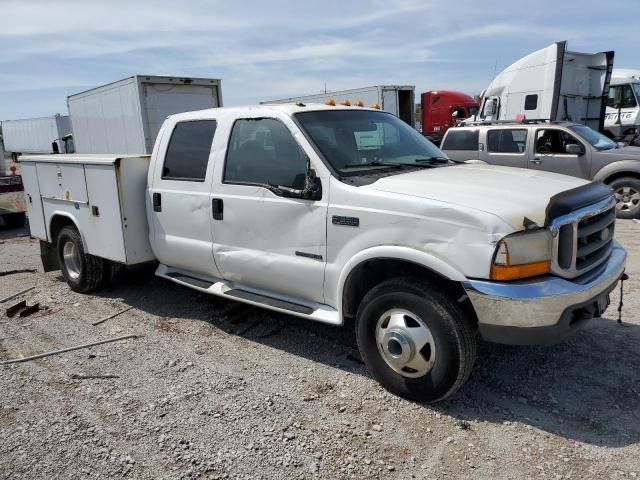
479 128 529 168
440 129 479 161
149 119 222 278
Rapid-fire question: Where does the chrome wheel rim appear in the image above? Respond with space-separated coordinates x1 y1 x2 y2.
375 308 436 378
614 186 640 213
63 241 82 280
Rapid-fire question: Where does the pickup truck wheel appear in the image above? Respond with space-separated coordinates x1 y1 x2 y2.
57 226 105 293
3 212 26 228
356 278 477 403
610 177 640 219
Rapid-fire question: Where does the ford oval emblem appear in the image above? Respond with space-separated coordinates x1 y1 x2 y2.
600 227 610 242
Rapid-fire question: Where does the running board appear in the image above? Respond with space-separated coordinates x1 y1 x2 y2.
155 264 340 325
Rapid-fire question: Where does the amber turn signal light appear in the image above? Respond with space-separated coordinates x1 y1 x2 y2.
490 261 551 281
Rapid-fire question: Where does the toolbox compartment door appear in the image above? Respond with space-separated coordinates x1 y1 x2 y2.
19 163 47 240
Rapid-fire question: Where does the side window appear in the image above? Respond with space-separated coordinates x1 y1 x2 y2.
162 120 216 181
535 129 581 154
524 94 538 111
487 129 527 153
224 118 308 189
441 130 478 151
609 85 638 108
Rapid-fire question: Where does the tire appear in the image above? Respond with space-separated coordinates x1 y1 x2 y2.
609 177 640 219
56 226 106 293
3 212 26 228
103 260 126 287
356 278 477 403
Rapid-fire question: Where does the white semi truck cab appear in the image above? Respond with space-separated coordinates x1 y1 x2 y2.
19 104 627 402
604 70 640 144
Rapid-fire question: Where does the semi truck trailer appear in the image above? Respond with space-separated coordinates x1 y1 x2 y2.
263 85 416 127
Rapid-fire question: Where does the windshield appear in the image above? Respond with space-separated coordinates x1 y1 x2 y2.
468 106 479 116
295 110 450 176
634 83 640 103
568 125 618 151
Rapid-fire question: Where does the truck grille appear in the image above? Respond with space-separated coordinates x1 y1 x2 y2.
552 197 616 279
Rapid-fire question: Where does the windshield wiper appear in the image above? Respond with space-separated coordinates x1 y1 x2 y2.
342 161 405 169
413 156 453 164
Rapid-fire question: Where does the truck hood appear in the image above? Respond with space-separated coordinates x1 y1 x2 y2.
596 146 640 158
362 164 587 229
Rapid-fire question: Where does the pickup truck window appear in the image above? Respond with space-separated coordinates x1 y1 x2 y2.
224 118 308 188
535 129 582 155
296 110 449 176
162 120 217 181
441 130 478 151
487 129 526 153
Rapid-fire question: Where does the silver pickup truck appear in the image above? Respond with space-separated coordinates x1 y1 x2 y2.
441 121 640 219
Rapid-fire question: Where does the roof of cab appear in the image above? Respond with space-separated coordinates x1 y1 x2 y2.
168 102 381 121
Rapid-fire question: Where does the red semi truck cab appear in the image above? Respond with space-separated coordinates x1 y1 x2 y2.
421 91 479 145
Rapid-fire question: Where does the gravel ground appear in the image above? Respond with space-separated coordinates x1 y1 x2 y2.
0 219 639 480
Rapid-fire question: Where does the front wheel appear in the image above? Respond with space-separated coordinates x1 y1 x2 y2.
356 278 477 403
610 177 640 219
57 226 106 293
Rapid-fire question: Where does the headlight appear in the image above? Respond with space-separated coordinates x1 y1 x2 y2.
490 229 552 281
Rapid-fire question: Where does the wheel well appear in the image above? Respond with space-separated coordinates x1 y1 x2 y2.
49 215 77 246
603 171 640 185
342 258 473 322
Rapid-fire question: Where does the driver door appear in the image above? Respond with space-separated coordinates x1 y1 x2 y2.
210 116 327 304
529 128 591 178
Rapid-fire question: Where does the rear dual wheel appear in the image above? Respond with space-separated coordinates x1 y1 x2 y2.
356 278 477 403
57 226 124 292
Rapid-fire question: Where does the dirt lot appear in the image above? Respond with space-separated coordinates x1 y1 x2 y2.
0 219 639 480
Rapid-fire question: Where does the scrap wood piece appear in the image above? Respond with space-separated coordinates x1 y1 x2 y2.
0 334 138 366
6 300 26 317
19 303 40 318
92 306 134 326
0 287 35 304
70 373 119 380
0 269 36 277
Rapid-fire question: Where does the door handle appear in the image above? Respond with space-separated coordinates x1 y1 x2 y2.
152 192 162 212
212 198 223 220
530 158 542 165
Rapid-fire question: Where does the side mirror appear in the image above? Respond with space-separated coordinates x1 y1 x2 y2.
302 167 322 200
565 143 584 155
451 110 459 118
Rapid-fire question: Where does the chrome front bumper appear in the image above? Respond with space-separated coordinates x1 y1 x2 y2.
463 241 627 345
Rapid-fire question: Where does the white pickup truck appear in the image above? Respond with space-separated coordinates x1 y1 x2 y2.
19 104 627 402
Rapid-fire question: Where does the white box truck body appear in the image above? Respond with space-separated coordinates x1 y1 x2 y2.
475 41 613 132
1 115 72 157
68 75 223 155
263 85 416 126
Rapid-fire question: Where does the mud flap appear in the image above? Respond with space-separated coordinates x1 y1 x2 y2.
40 240 60 272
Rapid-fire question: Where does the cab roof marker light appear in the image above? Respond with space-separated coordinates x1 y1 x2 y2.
325 99 336 106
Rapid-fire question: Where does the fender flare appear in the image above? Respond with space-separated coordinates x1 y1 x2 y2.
336 245 467 321
593 161 640 183
47 211 86 248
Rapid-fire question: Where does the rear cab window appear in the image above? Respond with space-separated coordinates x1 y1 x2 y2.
162 120 217 181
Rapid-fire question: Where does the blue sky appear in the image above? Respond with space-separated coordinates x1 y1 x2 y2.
1 0 638 119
